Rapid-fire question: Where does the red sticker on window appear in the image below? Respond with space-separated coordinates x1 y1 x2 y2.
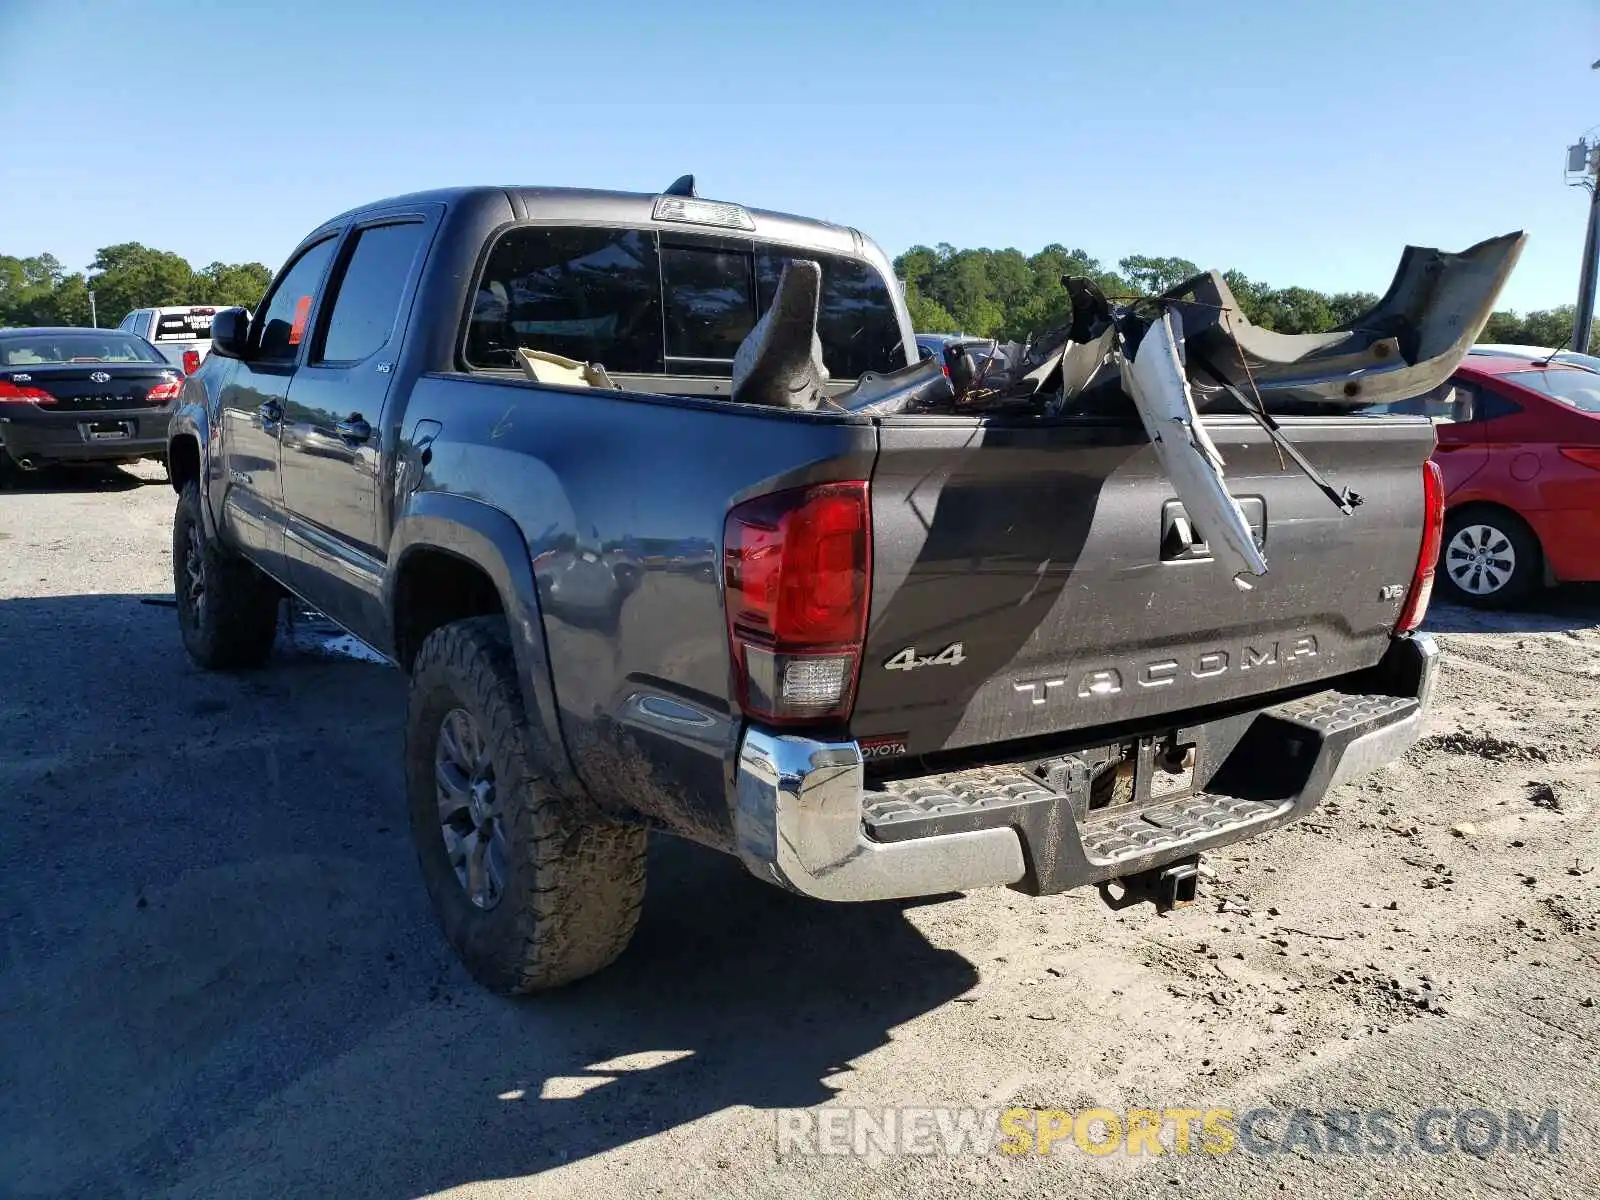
288 295 312 346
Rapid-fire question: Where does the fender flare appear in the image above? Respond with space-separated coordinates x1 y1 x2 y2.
387 491 582 796
167 403 217 538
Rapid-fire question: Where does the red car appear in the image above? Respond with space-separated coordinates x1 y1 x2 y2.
1394 352 1600 606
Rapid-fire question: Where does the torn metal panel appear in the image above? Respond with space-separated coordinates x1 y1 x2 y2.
828 356 955 415
1121 309 1267 589
1158 231 1526 408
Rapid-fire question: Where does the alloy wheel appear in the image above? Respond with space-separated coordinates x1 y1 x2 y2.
183 521 207 622
435 707 509 909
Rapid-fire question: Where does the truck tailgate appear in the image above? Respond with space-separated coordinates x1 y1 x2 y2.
851 414 1434 755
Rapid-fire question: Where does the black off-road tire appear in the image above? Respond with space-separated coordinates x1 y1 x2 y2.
405 616 647 993
1437 506 1542 609
173 480 280 669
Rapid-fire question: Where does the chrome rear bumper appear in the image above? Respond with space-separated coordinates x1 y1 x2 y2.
733 634 1438 902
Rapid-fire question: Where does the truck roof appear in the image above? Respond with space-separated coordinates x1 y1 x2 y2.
324 185 869 259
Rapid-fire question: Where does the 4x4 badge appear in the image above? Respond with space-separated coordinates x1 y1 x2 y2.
884 642 966 671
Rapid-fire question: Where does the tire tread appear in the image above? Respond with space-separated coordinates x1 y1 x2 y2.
406 616 646 993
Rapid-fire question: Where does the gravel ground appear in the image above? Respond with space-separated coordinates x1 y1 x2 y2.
2 463 1598 1200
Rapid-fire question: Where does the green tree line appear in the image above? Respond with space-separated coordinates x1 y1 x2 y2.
3 238 1591 351
0 244 272 329
895 242 1598 349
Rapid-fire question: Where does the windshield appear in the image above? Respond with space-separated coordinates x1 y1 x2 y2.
1505 368 1600 414
0 332 167 366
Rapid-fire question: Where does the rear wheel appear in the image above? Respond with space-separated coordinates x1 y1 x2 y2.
405 616 647 993
1438 508 1541 608
173 480 281 668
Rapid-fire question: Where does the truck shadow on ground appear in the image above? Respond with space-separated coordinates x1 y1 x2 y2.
1424 584 1600 635
0 593 982 1198
0 461 157 494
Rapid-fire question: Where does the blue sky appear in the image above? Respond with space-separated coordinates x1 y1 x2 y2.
4 0 1599 312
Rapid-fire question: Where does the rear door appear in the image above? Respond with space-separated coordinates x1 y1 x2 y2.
217 237 339 581
280 212 437 637
851 412 1438 757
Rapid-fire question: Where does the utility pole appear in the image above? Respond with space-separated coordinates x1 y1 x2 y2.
1571 62 1600 352
87 290 97 328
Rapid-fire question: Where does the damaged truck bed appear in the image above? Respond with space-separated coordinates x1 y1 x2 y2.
712 231 1524 587
168 180 1519 992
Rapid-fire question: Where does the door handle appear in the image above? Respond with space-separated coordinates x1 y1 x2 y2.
259 399 283 423
336 415 372 443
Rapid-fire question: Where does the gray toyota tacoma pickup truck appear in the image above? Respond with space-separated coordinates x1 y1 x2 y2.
166 181 1509 993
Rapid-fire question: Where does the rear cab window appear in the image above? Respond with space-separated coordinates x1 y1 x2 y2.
152 308 220 343
464 224 905 385
468 227 662 372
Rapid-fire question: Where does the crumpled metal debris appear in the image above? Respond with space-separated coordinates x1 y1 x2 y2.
1121 308 1267 587
825 356 955 416
723 233 1524 582
898 231 1527 581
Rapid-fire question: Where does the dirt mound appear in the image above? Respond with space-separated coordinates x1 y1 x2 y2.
1413 730 1555 762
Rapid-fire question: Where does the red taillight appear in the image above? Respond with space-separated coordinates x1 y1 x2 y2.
182 349 201 375
0 379 56 404
145 380 182 404
1558 446 1600 471
1396 459 1445 633
724 481 871 724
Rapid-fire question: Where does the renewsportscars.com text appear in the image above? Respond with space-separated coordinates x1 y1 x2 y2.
775 1106 1561 1159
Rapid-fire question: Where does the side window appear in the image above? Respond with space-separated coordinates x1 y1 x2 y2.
1369 379 1475 421
1474 389 1522 421
756 248 904 378
256 239 338 363
466 226 662 372
313 222 427 364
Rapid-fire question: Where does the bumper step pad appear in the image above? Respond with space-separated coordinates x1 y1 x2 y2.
865 769 1056 844
1269 692 1418 737
862 689 1421 864
1079 793 1281 866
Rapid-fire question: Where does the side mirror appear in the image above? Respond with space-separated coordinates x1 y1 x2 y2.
209 307 250 360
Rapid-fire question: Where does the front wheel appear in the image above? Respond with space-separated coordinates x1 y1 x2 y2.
1438 509 1541 608
405 616 647 993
